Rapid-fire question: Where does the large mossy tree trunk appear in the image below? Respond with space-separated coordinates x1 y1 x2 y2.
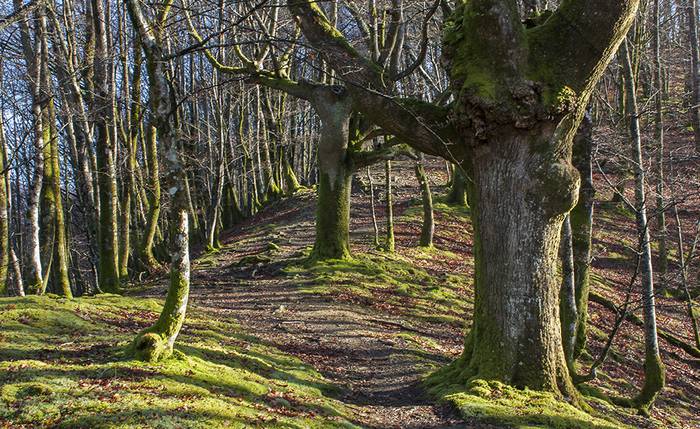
435 133 580 401
309 88 353 261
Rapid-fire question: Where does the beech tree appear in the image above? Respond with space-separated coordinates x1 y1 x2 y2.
126 0 191 361
287 0 639 400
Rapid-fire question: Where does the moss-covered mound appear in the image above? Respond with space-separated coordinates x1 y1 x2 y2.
437 379 626 429
0 294 359 428
285 251 472 325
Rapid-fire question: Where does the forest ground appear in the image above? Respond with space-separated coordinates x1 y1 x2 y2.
1 155 699 428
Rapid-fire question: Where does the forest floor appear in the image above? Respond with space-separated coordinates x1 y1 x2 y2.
1 156 699 428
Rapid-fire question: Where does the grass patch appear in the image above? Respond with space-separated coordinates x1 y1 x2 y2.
0 294 358 428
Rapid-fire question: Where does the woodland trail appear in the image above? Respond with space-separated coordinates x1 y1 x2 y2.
171 161 497 428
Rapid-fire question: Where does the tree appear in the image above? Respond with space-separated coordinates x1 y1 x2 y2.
127 0 191 361
288 0 639 400
92 0 121 293
620 38 665 414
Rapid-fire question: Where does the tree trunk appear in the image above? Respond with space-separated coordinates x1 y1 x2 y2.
560 215 577 373
415 157 434 247
0 103 9 295
367 166 380 247
16 0 45 294
433 134 581 402
446 165 469 206
93 0 120 293
621 39 665 414
384 160 395 253
138 124 162 272
570 113 595 360
310 90 353 261
654 0 668 276
127 0 190 361
687 0 700 153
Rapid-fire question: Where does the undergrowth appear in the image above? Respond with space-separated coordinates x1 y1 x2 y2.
0 294 358 428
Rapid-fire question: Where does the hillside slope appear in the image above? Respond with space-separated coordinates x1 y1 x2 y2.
1 158 698 428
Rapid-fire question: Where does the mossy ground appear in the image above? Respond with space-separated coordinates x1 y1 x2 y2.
0 294 359 428
436 379 626 429
284 250 472 326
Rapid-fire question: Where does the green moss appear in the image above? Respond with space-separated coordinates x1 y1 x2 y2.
439 379 627 429
0 294 359 428
285 252 472 325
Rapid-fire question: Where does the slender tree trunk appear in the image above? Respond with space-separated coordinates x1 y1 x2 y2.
0 101 9 295
16 0 44 294
127 0 190 361
139 124 162 272
93 0 120 293
571 113 595 360
385 159 395 253
621 40 665 414
672 207 700 349
687 0 700 153
367 166 380 247
654 0 668 276
415 156 434 247
560 215 577 373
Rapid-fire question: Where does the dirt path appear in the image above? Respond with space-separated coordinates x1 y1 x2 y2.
181 161 494 428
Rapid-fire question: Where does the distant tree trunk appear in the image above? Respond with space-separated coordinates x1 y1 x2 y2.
415 156 434 247
672 207 700 349
0 98 9 295
446 165 468 206
138 124 162 272
571 113 595 360
93 0 120 293
621 39 665 414
367 166 380 247
206 140 225 251
384 159 395 253
687 0 700 153
654 0 668 276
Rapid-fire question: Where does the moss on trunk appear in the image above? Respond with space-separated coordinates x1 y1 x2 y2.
310 170 351 261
